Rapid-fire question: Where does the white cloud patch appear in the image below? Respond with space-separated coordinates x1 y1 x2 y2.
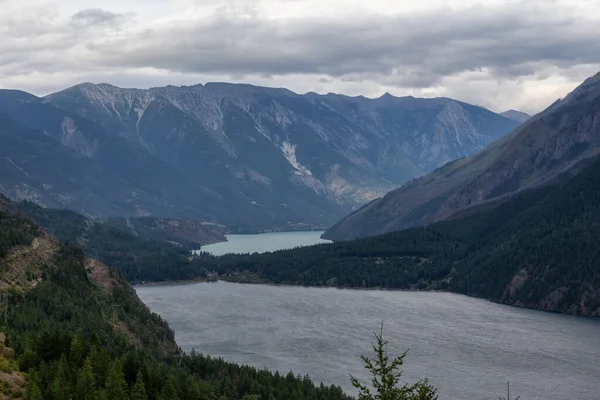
0 0 599 114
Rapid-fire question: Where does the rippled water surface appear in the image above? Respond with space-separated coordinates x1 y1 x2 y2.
196 231 330 256
136 281 600 400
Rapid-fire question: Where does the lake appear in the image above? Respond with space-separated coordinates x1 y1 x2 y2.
196 231 330 256
136 281 600 400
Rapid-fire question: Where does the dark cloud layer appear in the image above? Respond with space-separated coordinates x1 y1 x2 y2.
86 1 600 88
1 0 599 113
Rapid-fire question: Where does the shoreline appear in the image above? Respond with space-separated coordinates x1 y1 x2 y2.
134 276 455 294
134 277 210 287
135 278 600 318
134 276 430 291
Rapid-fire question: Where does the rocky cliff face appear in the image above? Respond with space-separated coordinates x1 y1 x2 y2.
0 83 517 231
325 71 600 240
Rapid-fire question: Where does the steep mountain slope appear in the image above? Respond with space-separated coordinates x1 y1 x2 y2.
1 196 221 284
500 109 531 123
44 83 517 218
0 194 351 400
105 216 226 247
193 155 600 316
0 194 178 357
15 201 213 282
0 92 236 223
15 199 225 250
325 71 600 240
0 90 348 231
0 113 146 216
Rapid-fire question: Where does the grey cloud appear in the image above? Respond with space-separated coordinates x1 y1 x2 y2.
71 8 128 27
85 1 600 89
0 6 130 76
1 0 599 115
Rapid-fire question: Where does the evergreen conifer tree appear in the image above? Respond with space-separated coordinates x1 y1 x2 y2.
158 378 179 400
70 334 85 368
350 323 438 400
105 360 128 400
131 371 148 400
75 357 97 400
25 373 44 400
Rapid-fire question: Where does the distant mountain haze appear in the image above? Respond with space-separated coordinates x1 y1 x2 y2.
0 82 518 231
500 109 531 123
324 71 600 240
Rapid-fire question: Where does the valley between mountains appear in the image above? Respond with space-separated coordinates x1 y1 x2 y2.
0 83 518 232
2 73 600 317
1 72 600 400
4 1 600 399
324 72 600 241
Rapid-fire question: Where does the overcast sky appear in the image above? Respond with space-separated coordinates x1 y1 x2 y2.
2 0 600 114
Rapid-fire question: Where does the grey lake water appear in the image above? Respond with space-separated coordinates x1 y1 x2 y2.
196 231 330 256
136 281 600 400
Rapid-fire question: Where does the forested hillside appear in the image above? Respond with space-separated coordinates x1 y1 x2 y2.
187 156 600 316
8 149 600 316
104 216 225 247
15 201 208 283
8 146 600 316
19 201 225 249
0 197 351 399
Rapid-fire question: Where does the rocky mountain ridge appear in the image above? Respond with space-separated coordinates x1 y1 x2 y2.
324 71 600 240
47 83 517 193
0 82 518 231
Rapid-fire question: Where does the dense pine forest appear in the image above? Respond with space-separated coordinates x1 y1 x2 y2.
0 201 353 399
16 201 196 283
195 155 600 315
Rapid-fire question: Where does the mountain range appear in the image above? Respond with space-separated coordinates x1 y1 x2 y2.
324 71 600 240
3 72 599 318
0 83 518 231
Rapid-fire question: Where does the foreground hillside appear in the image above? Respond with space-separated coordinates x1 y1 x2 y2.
325 71 600 241
0 195 351 399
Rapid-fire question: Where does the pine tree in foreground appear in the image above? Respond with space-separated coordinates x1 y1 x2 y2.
350 323 438 400
498 381 520 400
